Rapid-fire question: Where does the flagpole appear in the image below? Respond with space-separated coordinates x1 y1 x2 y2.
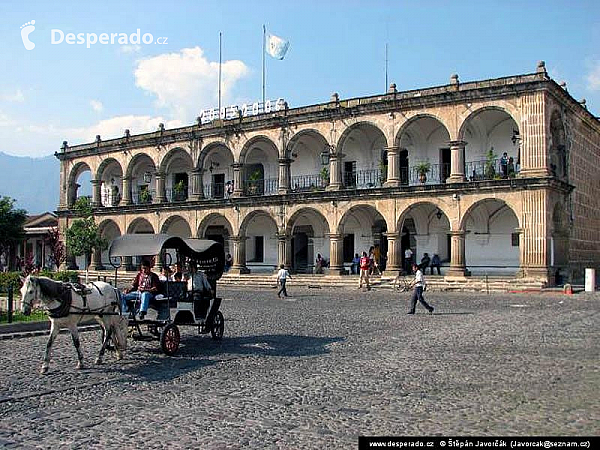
385 42 388 92
262 25 266 108
218 32 222 120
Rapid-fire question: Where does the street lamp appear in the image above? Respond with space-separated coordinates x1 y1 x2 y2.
320 146 331 165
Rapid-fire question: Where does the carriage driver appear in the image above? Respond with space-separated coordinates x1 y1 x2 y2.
121 260 160 320
188 263 214 321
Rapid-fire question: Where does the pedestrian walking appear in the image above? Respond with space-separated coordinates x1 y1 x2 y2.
358 251 371 290
407 263 434 315
277 264 291 298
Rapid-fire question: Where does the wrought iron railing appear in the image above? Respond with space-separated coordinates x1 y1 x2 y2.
203 182 226 199
406 163 451 185
465 159 519 181
165 187 189 202
243 178 279 196
132 189 155 204
291 174 327 192
343 169 384 189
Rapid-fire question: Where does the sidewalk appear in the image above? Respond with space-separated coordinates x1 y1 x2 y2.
0 319 99 340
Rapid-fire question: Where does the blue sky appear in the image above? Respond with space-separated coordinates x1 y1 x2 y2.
1 0 599 158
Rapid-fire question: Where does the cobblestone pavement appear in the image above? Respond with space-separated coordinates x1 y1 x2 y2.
0 288 598 449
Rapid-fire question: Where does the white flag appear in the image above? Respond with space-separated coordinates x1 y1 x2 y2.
266 33 290 60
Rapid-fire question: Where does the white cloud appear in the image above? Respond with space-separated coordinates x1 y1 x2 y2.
90 100 104 112
2 89 25 103
3 115 184 157
120 44 142 54
586 60 600 91
134 46 250 122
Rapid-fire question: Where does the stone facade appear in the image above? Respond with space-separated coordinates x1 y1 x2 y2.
55 63 600 285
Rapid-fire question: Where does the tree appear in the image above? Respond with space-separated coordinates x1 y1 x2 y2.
65 197 106 269
44 227 66 270
0 196 27 269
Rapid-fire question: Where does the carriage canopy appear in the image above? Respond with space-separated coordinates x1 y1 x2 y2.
108 234 225 281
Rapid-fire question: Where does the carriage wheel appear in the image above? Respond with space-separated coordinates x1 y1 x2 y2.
211 311 224 340
160 323 180 356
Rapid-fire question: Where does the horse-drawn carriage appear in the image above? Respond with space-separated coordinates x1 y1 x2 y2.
108 233 226 356
20 233 225 373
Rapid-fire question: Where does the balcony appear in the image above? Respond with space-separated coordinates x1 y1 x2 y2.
343 169 384 189
243 178 279 196
204 182 226 199
132 189 155 205
166 187 189 202
466 159 519 181
291 174 327 192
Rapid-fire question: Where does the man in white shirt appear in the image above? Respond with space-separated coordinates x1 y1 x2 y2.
404 247 413 274
407 263 434 315
277 264 291 298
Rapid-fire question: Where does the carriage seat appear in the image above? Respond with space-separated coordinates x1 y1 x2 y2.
152 281 188 309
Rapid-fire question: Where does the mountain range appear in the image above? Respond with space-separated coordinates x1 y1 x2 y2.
0 152 60 214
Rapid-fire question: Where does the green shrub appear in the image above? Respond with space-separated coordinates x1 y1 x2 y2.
0 272 22 291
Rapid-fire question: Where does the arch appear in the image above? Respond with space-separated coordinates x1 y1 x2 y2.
126 217 155 234
394 113 451 146
160 215 192 238
158 147 193 174
397 202 451 266
337 121 388 152
197 212 234 238
458 107 520 179
336 204 388 266
98 219 122 266
549 109 567 178
198 141 235 169
286 207 331 273
96 157 123 180
68 161 92 186
457 105 520 142
239 209 278 236
240 209 279 270
125 152 156 178
460 198 520 274
239 135 279 163
287 129 329 159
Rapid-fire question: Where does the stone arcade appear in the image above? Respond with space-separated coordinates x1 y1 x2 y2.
56 62 600 286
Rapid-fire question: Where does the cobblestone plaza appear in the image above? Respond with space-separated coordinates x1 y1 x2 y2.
1 288 598 448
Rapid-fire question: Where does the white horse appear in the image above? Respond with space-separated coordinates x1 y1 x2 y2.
20 275 128 374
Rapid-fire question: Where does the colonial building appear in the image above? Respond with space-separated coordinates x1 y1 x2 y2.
55 62 600 285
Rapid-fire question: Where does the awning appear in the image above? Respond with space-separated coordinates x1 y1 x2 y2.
108 234 225 280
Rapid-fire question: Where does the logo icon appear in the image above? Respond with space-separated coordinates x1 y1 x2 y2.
20 20 35 50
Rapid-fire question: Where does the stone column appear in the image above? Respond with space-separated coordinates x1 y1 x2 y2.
232 163 244 198
519 190 550 282
446 230 467 278
59 161 68 209
383 146 401 187
327 233 345 275
326 153 343 191
276 232 291 269
92 247 104 270
447 141 467 183
67 182 79 208
91 179 102 207
382 232 401 277
278 158 291 194
154 254 163 272
190 168 204 200
229 235 250 274
155 172 166 203
122 177 132 205
519 91 550 177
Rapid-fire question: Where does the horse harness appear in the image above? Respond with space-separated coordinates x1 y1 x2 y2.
44 280 117 319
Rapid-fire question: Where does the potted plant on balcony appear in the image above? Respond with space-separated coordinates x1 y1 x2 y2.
173 180 187 202
139 186 152 204
415 161 431 184
484 148 497 180
319 166 329 188
247 170 262 195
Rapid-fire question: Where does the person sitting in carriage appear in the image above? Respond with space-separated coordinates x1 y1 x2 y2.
188 263 214 322
121 260 160 320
